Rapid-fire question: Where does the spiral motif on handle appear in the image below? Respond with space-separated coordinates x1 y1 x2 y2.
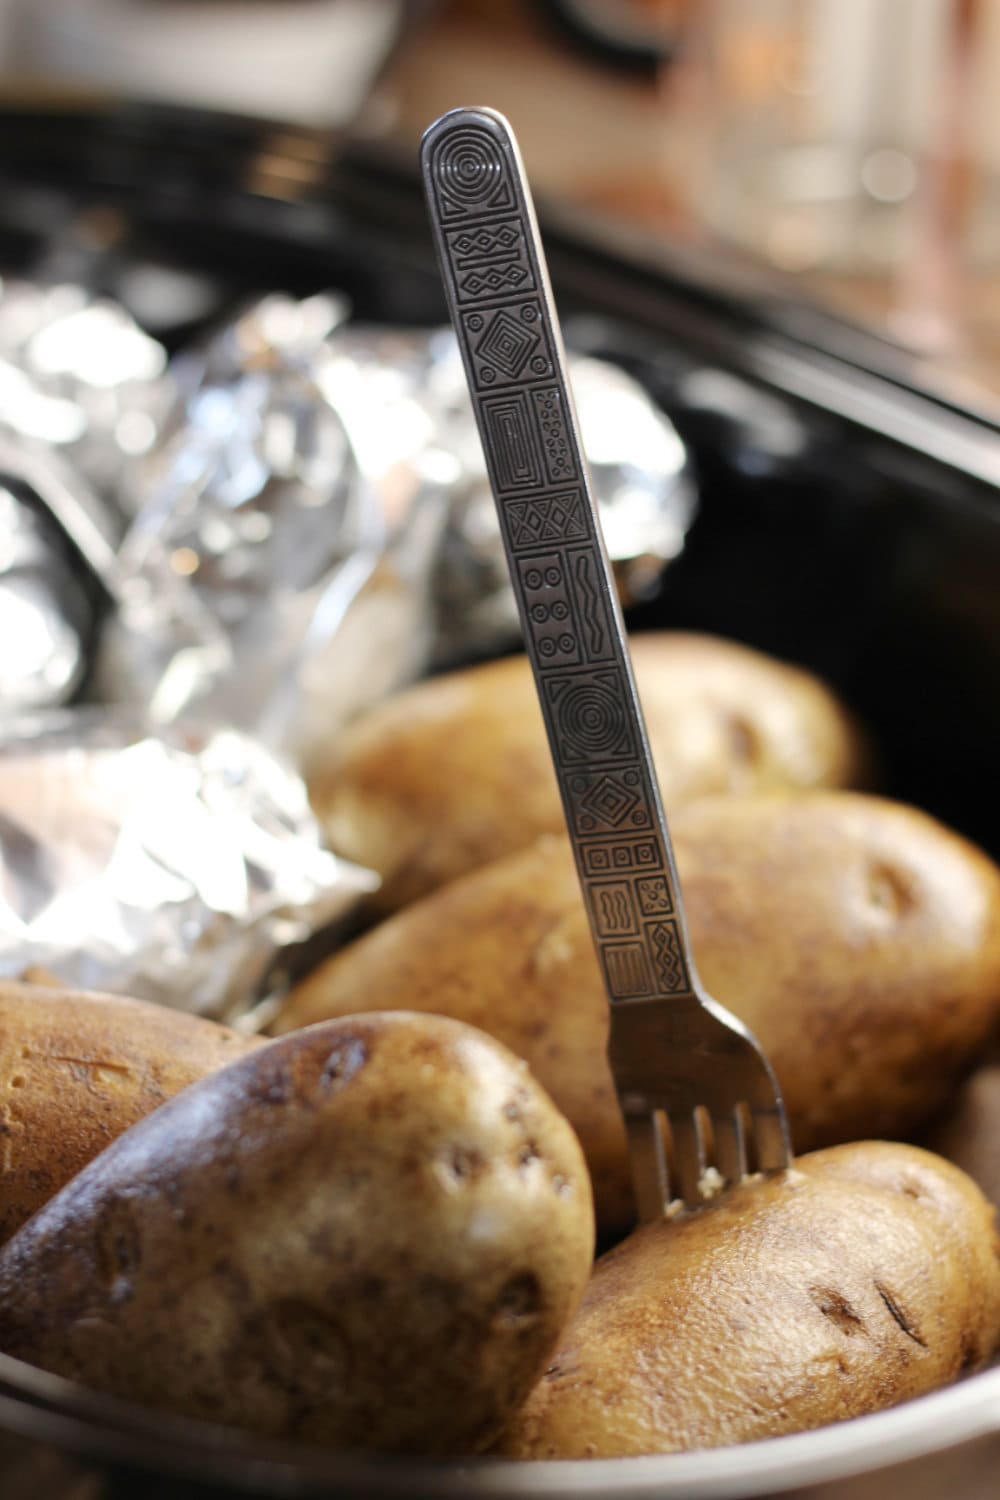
556 682 628 759
433 128 507 208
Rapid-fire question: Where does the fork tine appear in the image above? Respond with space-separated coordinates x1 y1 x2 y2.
626 1112 671 1222
668 1109 705 1206
711 1106 747 1184
751 1108 793 1174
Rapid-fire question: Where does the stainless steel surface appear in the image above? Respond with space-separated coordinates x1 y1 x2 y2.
403 331 696 664
421 105 790 1215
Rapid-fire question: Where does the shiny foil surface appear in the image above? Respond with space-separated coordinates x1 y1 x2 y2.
0 713 377 1021
0 282 694 1014
100 298 695 767
0 277 174 520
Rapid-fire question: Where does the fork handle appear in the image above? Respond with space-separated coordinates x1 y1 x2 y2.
421 107 699 1006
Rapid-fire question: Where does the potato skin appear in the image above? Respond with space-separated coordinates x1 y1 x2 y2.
0 1013 594 1454
276 793 1000 1237
496 1143 1000 1459
276 837 632 1232
310 632 869 914
0 981 260 1244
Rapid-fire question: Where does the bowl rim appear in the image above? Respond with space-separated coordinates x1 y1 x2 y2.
2 1348 1000 1497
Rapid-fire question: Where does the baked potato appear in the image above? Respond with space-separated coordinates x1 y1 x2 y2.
0 1012 594 1455
276 793 1000 1236
496 1142 1000 1458
310 632 870 915
0 980 261 1244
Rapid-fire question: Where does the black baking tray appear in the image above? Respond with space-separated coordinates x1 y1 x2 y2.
0 99 999 1497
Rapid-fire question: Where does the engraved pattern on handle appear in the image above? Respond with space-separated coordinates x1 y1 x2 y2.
421 108 698 1005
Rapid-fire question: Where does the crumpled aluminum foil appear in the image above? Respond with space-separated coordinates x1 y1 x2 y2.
99 293 443 777
0 277 174 521
0 282 694 1020
0 712 377 1023
414 333 696 661
99 296 695 771
0 432 122 722
0 478 90 715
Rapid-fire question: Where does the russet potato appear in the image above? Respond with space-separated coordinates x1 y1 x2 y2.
310 632 870 915
0 981 261 1244
0 1012 594 1455
276 793 1000 1237
496 1143 1000 1458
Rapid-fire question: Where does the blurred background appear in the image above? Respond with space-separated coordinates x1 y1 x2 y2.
2 0 1000 403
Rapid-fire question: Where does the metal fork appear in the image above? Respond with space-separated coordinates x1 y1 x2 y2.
420 107 791 1217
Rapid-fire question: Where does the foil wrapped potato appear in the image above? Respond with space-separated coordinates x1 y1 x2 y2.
277 793 1000 1236
310 633 871 915
496 1143 1000 1458
0 1012 594 1455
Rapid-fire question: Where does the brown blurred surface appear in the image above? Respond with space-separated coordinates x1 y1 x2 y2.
376 0 1000 408
376 0 686 234
0 1432 108 1499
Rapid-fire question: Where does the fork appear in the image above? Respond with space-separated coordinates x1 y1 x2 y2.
420 107 791 1217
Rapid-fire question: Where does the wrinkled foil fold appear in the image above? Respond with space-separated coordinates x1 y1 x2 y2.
0 283 695 1016
100 297 696 767
0 713 377 1022
0 277 174 521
